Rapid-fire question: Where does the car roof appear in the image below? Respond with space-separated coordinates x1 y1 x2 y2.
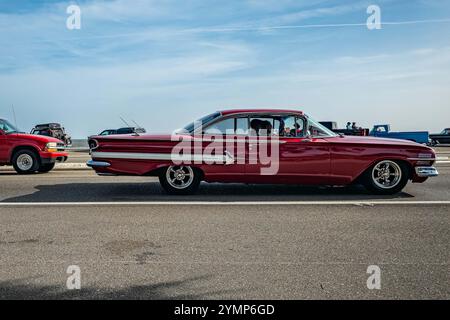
219 109 304 116
35 123 61 126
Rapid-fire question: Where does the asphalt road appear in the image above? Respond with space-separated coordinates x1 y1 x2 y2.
0 163 449 299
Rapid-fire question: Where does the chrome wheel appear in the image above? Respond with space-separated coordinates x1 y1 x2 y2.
166 166 194 189
372 160 402 189
17 154 34 171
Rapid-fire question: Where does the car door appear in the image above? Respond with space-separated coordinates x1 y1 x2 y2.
245 114 331 184
199 116 248 182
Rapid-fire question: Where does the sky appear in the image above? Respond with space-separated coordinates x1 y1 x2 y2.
0 0 449 138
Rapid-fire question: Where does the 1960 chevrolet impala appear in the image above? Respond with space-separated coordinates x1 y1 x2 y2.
87 109 438 195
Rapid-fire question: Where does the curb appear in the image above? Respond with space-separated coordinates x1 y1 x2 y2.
54 163 90 170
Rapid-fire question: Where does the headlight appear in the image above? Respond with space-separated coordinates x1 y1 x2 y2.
45 142 58 152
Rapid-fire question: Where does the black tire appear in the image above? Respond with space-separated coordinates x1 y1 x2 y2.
12 149 40 174
362 160 410 195
38 163 56 173
159 165 201 195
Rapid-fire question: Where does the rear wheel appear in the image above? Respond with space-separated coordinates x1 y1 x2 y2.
159 165 201 195
362 160 409 195
12 150 40 174
38 163 56 173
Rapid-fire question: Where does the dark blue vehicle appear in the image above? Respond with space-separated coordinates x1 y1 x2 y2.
370 124 430 145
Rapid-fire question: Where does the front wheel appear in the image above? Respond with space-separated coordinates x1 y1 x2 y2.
362 160 410 195
159 166 201 195
12 150 40 174
38 163 56 173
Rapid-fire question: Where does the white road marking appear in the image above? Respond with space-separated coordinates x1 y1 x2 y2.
0 200 450 207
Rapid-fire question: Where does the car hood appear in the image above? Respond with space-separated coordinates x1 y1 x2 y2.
9 133 63 144
325 135 431 148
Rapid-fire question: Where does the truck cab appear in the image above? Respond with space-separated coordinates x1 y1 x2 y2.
370 124 430 144
0 119 68 174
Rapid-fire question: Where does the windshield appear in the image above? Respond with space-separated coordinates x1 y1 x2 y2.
306 116 338 138
0 119 20 134
180 112 221 133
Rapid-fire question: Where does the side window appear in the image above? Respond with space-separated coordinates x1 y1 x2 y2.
0 121 6 131
249 117 274 136
308 122 330 137
204 118 235 135
236 117 249 135
279 116 304 137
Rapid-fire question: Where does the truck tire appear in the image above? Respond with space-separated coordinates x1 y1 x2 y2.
362 160 410 195
38 163 56 173
12 149 40 174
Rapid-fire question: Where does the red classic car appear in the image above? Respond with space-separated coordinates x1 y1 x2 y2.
87 109 438 195
0 118 68 174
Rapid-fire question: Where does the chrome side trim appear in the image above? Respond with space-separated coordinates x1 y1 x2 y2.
407 158 436 161
91 152 235 165
182 137 287 144
415 166 439 177
86 160 111 167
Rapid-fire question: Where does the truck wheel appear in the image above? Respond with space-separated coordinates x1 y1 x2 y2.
12 150 40 174
159 166 201 195
362 160 409 195
38 163 56 173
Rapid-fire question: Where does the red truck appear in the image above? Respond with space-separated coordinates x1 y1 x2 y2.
0 118 68 174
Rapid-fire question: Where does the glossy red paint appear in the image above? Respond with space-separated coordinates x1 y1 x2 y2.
88 110 436 187
0 132 68 166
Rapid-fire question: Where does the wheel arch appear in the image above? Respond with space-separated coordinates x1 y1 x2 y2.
353 157 413 183
10 145 41 164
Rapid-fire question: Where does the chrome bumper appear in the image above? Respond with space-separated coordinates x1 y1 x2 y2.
415 166 439 177
86 160 111 168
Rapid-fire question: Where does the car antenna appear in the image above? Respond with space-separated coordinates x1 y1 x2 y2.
11 104 18 131
120 116 140 136
131 119 143 129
